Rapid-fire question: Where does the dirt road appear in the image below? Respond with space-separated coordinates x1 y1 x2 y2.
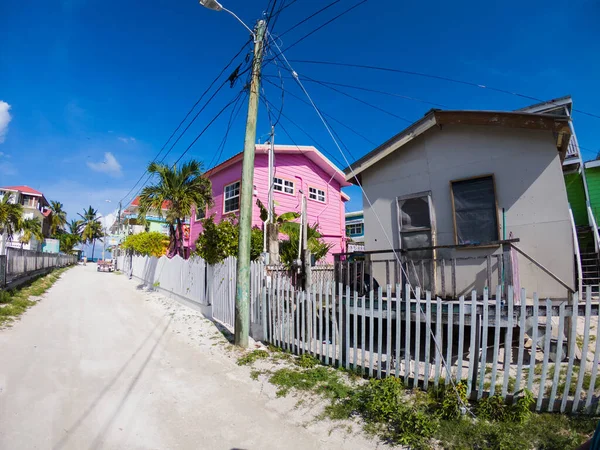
0 265 374 450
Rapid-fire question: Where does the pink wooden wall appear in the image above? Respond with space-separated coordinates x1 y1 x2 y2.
190 150 348 262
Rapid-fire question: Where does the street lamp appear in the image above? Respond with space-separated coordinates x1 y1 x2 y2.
198 0 256 38
198 1 266 348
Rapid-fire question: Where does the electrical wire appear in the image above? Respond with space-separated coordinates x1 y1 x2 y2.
263 77 377 146
118 39 251 206
267 31 476 416
263 0 367 66
277 0 341 38
288 59 600 120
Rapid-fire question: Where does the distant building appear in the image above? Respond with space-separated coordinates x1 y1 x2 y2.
189 144 351 262
0 185 52 252
345 210 364 244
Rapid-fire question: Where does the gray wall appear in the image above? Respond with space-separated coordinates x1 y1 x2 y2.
361 125 574 299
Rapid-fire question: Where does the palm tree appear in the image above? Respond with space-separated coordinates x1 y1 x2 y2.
49 200 68 236
78 206 103 260
138 160 212 258
19 218 44 250
68 219 82 236
279 222 333 270
59 219 83 254
0 192 23 253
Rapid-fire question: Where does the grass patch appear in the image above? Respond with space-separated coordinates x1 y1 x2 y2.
0 267 71 326
237 349 269 366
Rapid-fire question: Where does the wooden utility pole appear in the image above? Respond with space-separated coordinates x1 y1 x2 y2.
301 194 312 291
234 19 267 348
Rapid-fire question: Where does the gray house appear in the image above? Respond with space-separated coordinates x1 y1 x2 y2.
344 109 574 299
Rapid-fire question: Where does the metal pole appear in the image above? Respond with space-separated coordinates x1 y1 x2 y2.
234 19 266 348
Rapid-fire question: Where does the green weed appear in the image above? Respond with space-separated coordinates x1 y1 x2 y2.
237 349 269 366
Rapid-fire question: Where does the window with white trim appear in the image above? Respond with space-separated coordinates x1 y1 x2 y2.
273 177 294 194
308 187 326 203
224 181 240 213
195 207 205 221
346 223 363 236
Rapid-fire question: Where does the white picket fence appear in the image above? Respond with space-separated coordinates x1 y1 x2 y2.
2 248 77 286
262 280 600 414
117 254 264 331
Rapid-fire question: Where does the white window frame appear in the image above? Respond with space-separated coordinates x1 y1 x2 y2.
346 223 364 236
273 177 295 195
308 186 326 203
223 181 241 213
195 207 206 222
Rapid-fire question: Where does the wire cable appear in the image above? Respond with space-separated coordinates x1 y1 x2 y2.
277 0 341 38
118 39 251 205
288 59 600 120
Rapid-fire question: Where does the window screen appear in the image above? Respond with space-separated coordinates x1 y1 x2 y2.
451 176 498 245
224 181 240 213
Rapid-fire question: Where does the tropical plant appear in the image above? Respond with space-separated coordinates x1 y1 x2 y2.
0 192 23 243
68 219 83 236
138 160 212 258
121 232 169 257
49 200 68 236
19 218 44 249
194 214 262 264
58 219 83 254
279 222 332 270
256 198 300 225
78 206 104 259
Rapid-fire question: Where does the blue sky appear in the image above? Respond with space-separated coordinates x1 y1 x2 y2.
1 0 599 232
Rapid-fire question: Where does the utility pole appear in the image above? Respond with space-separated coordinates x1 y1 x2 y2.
234 19 267 348
301 194 312 291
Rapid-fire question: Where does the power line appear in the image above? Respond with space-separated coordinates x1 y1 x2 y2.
263 77 377 146
118 40 251 205
277 0 341 38
287 59 600 120
264 0 367 65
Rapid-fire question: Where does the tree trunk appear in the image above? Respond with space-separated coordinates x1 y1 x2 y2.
176 218 184 258
167 223 176 257
91 239 96 261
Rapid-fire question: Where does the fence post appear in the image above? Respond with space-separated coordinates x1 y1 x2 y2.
0 255 6 288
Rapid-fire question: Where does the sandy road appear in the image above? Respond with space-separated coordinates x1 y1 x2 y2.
0 264 375 450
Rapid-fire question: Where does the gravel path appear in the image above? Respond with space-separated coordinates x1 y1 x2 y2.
0 264 375 450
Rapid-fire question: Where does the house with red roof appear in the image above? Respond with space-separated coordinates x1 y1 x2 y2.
0 185 52 251
189 144 351 263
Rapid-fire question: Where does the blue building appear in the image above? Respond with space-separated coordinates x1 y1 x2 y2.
345 210 364 243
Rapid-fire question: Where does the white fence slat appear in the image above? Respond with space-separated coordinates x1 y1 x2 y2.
332 284 337 365
280 279 286 350
434 297 442 387
283 281 288 351
362 293 367 375
353 290 359 370
515 289 526 394
377 286 383 379
301 290 306 355
313 286 318 357
502 286 514 397
478 289 490 400
574 288 592 412
536 299 553 412
345 285 350 370
386 285 392 377
296 288 301 355
528 294 539 393
395 284 401 378
561 293 579 413
467 291 477 398
548 303 565 412
457 296 465 382
319 285 324 361
262 281 268 341
414 288 422 384
404 285 411 385
289 283 294 351
325 283 330 365
586 292 600 412
446 304 453 385
424 291 432 390
490 287 502 397
369 288 375 378
338 283 343 366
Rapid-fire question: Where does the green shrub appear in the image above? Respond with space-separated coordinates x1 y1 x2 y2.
237 349 269 366
295 354 319 369
359 377 405 422
121 232 169 257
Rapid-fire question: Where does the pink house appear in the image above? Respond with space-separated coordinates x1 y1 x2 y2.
190 144 351 262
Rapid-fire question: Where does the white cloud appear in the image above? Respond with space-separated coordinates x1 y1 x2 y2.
87 152 123 178
118 136 136 144
0 101 12 143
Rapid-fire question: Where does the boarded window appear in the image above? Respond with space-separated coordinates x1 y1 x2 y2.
224 181 240 213
451 176 498 245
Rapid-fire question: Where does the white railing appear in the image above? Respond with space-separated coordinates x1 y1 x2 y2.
262 280 600 414
570 206 583 294
587 201 600 254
